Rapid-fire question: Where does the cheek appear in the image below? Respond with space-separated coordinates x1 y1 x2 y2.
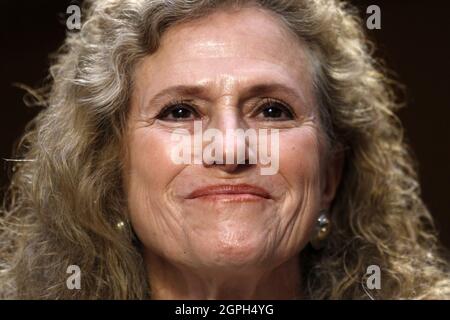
127 128 180 186
124 127 188 252
277 127 323 246
279 127 322 185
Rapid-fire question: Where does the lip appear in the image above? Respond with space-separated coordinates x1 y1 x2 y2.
186 184 271 201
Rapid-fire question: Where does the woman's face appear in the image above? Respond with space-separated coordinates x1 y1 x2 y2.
125 7 340 273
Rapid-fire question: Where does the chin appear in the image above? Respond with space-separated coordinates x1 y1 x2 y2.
192 234 273 270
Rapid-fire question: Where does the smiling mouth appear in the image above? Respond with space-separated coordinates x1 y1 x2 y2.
186 184 271 202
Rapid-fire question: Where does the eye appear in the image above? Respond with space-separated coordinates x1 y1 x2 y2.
157 102 199 121
255 99 294 120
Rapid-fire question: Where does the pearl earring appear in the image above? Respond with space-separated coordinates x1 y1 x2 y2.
310 211 331 250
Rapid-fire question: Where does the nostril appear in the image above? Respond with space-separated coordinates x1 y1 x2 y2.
205 161 254 175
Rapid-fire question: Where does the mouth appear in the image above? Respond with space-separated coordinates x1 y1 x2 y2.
186 184 272 202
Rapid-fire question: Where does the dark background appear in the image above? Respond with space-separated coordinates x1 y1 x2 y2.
1 1 449 248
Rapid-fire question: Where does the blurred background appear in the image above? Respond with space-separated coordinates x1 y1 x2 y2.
1 0 449 248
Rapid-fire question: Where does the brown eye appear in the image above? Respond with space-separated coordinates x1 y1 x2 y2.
158 103 199 121
256 100 294 120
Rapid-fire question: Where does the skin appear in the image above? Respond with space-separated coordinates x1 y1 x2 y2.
124 7 343 299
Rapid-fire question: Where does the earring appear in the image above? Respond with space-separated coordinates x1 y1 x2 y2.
310 211 331 250
116 220 126 230
116 219 130 231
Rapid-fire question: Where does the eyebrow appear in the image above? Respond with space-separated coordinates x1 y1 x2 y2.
241 83 306 103
146 82 307 109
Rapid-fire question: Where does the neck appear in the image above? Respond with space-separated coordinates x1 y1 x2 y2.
144 251 302 300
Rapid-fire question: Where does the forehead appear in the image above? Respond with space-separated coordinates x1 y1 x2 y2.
133 6 314 102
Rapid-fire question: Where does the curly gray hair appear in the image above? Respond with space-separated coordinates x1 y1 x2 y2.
1 0 449 299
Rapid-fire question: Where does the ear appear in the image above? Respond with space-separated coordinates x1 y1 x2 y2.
320 149 344 211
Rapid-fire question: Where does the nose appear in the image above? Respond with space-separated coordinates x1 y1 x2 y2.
202 103 254 174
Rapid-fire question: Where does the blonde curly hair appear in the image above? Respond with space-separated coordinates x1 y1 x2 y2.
1 0 449 299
